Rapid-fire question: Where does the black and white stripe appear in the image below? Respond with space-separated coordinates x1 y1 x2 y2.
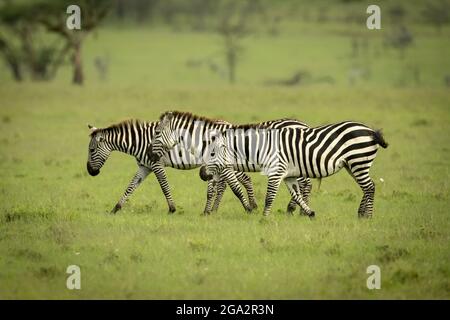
149 112 313 214
86 119 256 214
206 121 388 217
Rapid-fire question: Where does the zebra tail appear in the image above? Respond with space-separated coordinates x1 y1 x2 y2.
373 129 389 149
317 178 322 191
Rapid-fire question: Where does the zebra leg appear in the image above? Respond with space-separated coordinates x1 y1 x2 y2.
203 179 217 215
222 168 252 213
284 177 315 218
346 167 375 218
363 179 375 218
235 172 258 210
286 198 297 214
357 176 375 218
263 175 284 216
286 178 312 214
151 161 177 213
298 177 313 216
286 179 301 214
112 165 151 214
211 178 227 212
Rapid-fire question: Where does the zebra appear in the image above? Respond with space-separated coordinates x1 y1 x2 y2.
205 121 388 217
86 119 257 214
148 111 313 215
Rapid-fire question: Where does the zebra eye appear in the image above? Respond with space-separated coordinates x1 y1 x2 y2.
211 152 215 157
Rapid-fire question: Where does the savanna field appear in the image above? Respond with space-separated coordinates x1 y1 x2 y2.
0 2 450 299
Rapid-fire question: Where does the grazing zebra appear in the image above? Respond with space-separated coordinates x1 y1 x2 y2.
148 111 313 214
86 119 257 214
205 121 388 217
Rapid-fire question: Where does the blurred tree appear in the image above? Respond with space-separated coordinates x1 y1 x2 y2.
36 0 110 85
185 0 219 31
159 0 178 26
385 25 414 58
114 0 157 24
388 4 406 23
422 0 450 33
216 0 266 84
0 37 23 81
217 9 247 84
115 0 126 21
0 0 110 84
0 2 69 81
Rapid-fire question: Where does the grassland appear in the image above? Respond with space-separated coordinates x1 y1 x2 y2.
0 12 449 299
0 82 449 299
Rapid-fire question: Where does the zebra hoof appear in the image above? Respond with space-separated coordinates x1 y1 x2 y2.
250 202 258 210
168 206 176 214
286 205 296 215
111 204 122 214
308 211 315 219
299 209 309 216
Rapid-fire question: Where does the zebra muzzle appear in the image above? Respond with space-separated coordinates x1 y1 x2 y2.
199 166 213 181
87 162 100 176
150 153 160 162
148 145 161 162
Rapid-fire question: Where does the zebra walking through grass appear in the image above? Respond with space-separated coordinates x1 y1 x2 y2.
86 119 257 214
149 111 313 214
204 121 388 217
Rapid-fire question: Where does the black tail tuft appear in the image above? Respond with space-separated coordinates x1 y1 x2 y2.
373 129 389 148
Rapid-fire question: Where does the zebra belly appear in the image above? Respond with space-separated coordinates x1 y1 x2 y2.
159 154 200 170
284 160 344 179
232 163 261 173
170 163 200 170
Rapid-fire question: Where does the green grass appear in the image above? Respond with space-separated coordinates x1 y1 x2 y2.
0 4 449 298
0 83 449 299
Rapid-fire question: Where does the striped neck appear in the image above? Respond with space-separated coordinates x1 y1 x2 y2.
102 120 155 159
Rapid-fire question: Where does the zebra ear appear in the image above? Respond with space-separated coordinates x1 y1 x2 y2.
88 124 97 132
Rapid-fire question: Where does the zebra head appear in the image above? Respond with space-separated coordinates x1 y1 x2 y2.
205 133 233 182
87 124 112 176
150 112 177 162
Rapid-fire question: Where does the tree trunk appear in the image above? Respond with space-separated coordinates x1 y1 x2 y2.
0 40 23 81
20 25 38 80
72 40 83 85
227 49 236 84
10 60 23 81
116 0 126 20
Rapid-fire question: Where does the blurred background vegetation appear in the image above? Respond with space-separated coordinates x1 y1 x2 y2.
0 0 449 88
0 1 449 299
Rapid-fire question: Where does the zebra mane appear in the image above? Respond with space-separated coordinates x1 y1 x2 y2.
233 123 268 129
90 119 152 136
160 110 267 129
159 111 230 124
